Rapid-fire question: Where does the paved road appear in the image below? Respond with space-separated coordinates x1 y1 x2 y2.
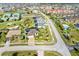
40 12 71 56
0 46 55 53
0 12 71 56
48 19 71 56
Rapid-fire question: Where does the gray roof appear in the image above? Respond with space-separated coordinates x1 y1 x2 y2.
27 29 37 36
35 17 46 26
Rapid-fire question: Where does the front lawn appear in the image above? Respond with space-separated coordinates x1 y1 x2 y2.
35 26 52 42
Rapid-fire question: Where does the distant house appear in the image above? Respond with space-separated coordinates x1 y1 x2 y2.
75 23 79 29
3 13 12 18
12 13 21 20
1 17 8 21
0 13 21 21
34 17 47 28
3 7 11 12
0 7 4 12
1 13 11 21
9 17 15 21
63 24 69 30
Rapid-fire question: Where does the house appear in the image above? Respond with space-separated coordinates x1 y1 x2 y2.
3 13 12 18
63 24 69 30
1 17 8 21
34 17 47 28
75 23 79 29
3 7 11 12
9 17 15 21
1 13 21 21
0 7 4 12
1 13 12 21
6 30 21 40
27 29 38 38
27 29 38 45
12 13 21 20
32 9 39 14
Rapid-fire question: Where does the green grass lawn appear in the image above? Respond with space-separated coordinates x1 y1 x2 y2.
44 51 62 56
0 32 6 44
2 50 37 56
69 29 79 42
0 20 23 29
71 50 79 56
35 26 52 42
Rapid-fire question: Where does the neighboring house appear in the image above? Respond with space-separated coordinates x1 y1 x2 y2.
3 13 12 18
6 30 21 40
34 16 47 28
63 24 69 30
1 13 11 21
27 29 38 45
75 23 79 30
0 13 21 21
9 17 15 21
32 9 39 14
12 13 21 20
3 7 11 12
1 17 8 21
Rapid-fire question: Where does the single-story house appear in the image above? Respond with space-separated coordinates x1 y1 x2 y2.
3 13 12 18
75 23 79 29
1 17 8 21
34 17 47 28
12 13 21 20
0 13 21 21
63 24 69 30
27 29 37 45
27 29 38 39
6 30 21 40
